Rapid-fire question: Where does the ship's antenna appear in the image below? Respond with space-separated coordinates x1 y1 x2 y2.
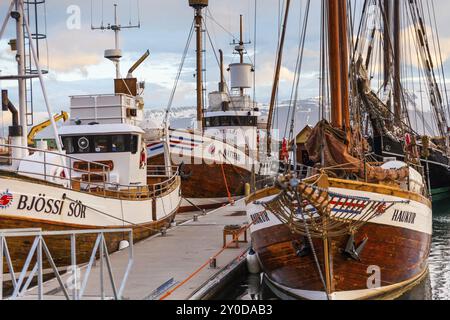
91 2 140 79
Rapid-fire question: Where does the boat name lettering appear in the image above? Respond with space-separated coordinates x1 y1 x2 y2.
224 149 240 161
16 194 86 219
68 201 87 219
392 210 416 225
17 194 65 215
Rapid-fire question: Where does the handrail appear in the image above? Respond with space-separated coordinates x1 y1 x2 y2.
0 143 111 172
0 144 180 200
0 228 133 300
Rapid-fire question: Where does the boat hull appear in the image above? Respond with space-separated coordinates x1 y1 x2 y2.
146 128 278 211
372 135 450 200
247 183 432 300
0 172 181 271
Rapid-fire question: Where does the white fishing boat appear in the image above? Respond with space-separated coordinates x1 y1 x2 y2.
0 0 181 269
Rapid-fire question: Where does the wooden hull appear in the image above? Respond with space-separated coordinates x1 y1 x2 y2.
247 181 432 300
149 153 251 211
251 222 431 300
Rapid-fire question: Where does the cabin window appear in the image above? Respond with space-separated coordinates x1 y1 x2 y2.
111 135 126 152
62 137 75 154
130 135 139 154
62 134 139 154
203 116 257 128
94 136 110 153
77 136 90 153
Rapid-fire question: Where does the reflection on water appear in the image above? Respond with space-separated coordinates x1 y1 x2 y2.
427 199 450 300
225 199 450 300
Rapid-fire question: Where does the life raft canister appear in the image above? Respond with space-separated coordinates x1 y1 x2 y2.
140 148 147 169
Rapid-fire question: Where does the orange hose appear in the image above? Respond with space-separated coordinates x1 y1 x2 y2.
220 162 234 204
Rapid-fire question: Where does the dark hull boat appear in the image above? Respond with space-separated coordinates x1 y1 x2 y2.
372 135 450 201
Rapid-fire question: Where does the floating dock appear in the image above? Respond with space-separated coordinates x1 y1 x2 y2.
17 199 250 300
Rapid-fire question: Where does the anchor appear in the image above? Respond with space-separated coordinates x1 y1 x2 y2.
344 234 368 261
292 237 311 258
179 162 193 180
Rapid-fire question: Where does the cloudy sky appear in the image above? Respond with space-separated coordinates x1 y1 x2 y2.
1 0 450 117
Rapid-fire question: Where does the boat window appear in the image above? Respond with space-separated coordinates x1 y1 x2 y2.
131 135 139 154
112 135 126 152
94 136 110 153
204 116 257 128
62 136 75 154
63 134 139 154
77 136 91 153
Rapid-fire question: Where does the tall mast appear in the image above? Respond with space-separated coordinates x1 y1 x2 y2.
237 15 245 96
328 0 343 129
189 0 208 131
393 0 402 124
339 0 350 131
383 0 392 86
13 0 28 150
267 0 291 154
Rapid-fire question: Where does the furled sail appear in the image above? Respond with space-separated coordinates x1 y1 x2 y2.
305 120 409 183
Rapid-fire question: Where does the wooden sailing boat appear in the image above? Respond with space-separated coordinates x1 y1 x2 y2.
362 0 450 201
247 0 432 300
146 0 275 212
0 1 181 270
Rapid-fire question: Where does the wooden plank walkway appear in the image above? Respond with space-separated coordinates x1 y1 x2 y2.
19 199 250 300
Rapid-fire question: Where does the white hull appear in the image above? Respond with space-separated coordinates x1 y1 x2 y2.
0 175 181 228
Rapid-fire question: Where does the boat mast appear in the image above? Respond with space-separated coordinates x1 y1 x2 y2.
266 0 291 154
328 0 343 129
383 0 392 87
339 0 350 131
393 0 402 125
14 0 28 152
189 0 208 131
236 15 245 96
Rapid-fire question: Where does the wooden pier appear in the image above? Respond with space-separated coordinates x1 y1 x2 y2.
17 200 250 300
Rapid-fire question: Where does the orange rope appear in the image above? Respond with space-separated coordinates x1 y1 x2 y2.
159 209 266 300
220 162 234 204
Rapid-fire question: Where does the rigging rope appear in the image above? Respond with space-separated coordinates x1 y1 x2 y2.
164 19 195 127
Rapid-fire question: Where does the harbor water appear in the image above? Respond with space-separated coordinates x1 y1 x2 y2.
219 199 450 301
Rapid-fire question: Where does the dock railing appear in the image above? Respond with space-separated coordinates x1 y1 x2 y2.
0 228 133 300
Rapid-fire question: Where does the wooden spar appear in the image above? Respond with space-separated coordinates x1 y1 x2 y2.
328 0 343 129
393 0 402 124
194 7 204 131
266 0 291 154
338 0 350 131
383 0 392 87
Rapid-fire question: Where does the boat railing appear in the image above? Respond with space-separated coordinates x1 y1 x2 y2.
0 144 179 200
0 228 133 300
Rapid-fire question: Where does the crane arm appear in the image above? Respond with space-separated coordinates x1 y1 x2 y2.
28 111 69 146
